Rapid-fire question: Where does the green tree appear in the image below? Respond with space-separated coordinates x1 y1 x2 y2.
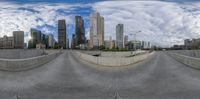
99 45 105 50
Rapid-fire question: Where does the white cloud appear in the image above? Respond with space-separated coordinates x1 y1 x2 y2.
0 2 90 43
92 1 200 47
1 1 200 47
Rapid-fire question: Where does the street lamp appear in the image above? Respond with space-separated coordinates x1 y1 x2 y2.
129 30 141 56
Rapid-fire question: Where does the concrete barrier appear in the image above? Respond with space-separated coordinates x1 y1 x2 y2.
169 50 200 58
0 49 61 59
0 51 62 71
75 51 154 66
79 50 147 57
167 52 200 69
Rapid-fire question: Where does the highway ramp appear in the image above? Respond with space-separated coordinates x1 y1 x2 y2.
0 50 200 99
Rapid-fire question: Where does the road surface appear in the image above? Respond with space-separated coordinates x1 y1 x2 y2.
0 50 200 99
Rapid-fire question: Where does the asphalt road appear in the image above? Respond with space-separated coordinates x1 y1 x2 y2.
0 50 200 99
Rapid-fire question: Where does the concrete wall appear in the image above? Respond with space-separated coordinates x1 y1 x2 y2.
167 52 200 69
170 50 200 58
0 49 60 59
75 51 154 66
80 50 148 57
0 49 44 59
0 51 61 71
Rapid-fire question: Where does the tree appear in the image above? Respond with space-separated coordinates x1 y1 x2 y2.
99 45 105 50
53 45 60 49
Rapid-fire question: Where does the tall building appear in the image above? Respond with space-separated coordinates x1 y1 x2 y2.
48 34 55 48
58 19 67 49
75 16 85 46
13 31 24 49
28 28 49 49
116 24 124 49
90 12 104 49
28 28 41 48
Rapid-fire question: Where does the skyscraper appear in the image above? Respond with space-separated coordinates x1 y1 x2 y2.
58 19 67 49
90 12 104 49
13 31 24 49
116 24 124 49
28 28 41 48
28 28 49 49
75 16 85 46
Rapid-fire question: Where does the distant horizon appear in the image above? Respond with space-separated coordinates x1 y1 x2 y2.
0 0 200 47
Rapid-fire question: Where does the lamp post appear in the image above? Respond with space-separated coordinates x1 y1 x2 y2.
129 31 141 56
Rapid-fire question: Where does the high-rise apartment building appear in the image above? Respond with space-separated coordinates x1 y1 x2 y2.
89 12 104 49
58 19 67 49
116 24 124 49
13 31 24 49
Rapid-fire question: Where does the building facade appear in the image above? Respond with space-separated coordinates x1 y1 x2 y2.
71 34 76 49
184 38 200 49
48 34 55 48
0 31 24 49
89 12 104 49
58 19 67 49
141 41 151 49
28 28 42 48
41 34 49 48
128 40 151 50
13 31 24 49
0 35 14 49
75 16 85 47
108 36 115 49
124 35 128 49
36 43 46 49
28 28 49 49
116 24 124 49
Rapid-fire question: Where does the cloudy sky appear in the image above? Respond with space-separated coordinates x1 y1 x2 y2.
0 0 200 47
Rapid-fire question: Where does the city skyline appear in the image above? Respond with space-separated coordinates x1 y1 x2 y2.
0 0 200 47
